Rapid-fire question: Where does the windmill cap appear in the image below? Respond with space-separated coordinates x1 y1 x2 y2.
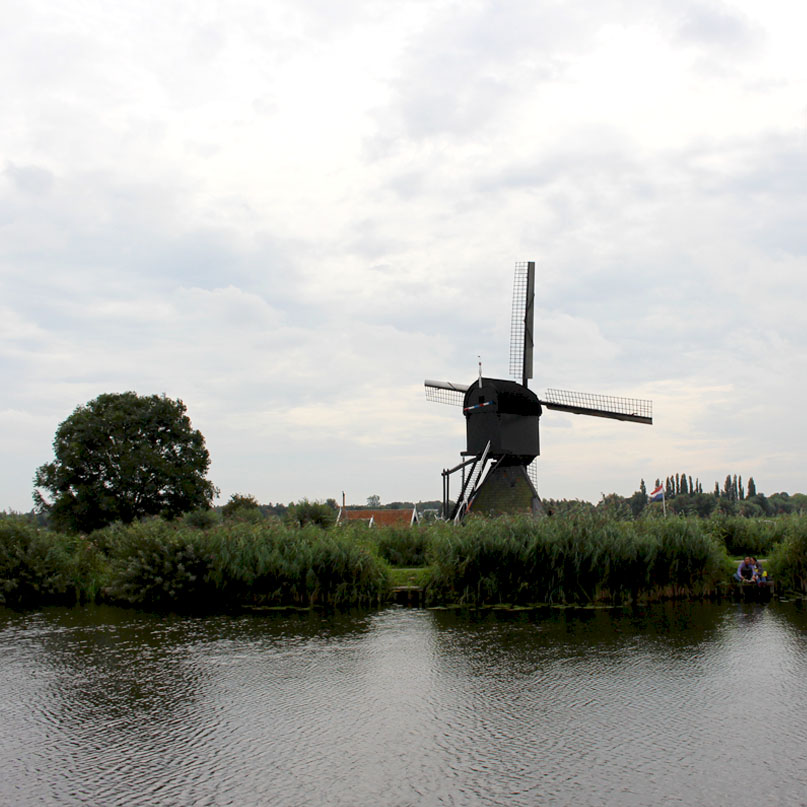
464 377 542 416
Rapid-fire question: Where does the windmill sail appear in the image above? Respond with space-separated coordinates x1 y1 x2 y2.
509 261 535 387
424 379 469 407
540 389 653 425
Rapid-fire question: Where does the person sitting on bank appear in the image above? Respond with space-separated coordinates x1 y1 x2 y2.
735 557 755 582
752 557 767 584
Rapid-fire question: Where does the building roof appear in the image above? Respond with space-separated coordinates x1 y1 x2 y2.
336 508 419 527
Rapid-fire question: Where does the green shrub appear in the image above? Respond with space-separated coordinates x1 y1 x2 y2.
768 515 807 593
221 494 263 523
105 519 217 609
0 517 99 606
285 499 336 528
183 508 221 529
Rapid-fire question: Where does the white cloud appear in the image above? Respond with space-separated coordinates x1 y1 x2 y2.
3 0 807 510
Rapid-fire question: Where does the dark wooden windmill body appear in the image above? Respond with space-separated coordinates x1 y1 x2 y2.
425 261 653 521
463 378 541 462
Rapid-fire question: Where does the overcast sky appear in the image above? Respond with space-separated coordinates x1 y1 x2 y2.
2 0 806 511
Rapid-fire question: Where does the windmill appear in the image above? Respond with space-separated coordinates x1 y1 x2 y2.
424 261 653 521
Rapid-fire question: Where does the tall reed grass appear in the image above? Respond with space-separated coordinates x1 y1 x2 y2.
704 515 786 558
205 521 387 607
768 515 807 594
372 525 429 567
98 519 389 609
427 514 729 606
5 512 805 611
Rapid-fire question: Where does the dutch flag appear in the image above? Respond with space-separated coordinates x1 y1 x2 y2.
649 483 664 502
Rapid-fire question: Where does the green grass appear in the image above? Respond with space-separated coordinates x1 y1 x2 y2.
388 567 430 588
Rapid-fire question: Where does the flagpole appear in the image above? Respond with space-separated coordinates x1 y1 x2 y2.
649 482 666 516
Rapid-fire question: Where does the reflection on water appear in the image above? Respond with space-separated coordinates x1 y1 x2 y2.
1 602 806 806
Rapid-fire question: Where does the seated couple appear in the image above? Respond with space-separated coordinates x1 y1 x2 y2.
734 556 766 583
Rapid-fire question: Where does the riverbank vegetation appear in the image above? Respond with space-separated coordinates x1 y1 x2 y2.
426 515 728 606
767 517 807 595
4 511 807 611
0 517 388 610
15 392 806 610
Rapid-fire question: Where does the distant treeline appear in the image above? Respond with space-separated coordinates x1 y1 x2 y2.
218 497 444 526
5 473 803 531
545 473 807 520
1 496 446 531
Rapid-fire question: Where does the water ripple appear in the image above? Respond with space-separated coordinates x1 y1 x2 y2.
3 603 807 806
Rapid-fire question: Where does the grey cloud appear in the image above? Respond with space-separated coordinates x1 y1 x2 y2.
367 0 700 149
382 171 427 200
393 71 510 141
473 132 642 194
368 2 584 146
4 162 54 195
675 2 761 51
436 126 807 395
671 135 807 259
706 137 807 198
188 23 227 61
1 167 297 289
753 214 807 256
344 219 407 260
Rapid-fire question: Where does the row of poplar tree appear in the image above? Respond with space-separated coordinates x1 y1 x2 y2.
643 474 757 501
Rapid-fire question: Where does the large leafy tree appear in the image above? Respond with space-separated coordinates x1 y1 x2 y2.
34 392 217 532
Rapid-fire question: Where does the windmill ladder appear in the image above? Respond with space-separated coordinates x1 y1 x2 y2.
453 440 492 523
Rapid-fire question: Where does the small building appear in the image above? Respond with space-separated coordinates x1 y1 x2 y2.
336 508 420 527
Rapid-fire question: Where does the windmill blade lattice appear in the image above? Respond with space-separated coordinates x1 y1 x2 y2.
424 379 468 407
509 261 535 386
541 389 653 425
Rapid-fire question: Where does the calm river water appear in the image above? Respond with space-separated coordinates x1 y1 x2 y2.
1 601 806 806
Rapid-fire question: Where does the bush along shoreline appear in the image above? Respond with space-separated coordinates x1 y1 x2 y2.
425 514 729 606
3 513 807 612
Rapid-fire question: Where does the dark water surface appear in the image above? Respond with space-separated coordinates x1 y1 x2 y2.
2 601 806 806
